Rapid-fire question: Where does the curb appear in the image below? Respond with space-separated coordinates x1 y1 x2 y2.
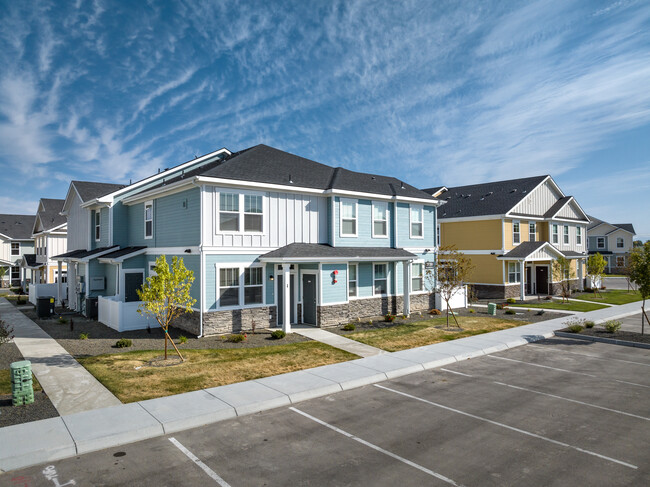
554 331 650 350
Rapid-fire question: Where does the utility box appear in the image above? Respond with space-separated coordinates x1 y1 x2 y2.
37 296 55 318
487 303 497 316
10 360 34 406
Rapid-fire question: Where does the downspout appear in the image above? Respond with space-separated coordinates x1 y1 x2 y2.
192 178 204 338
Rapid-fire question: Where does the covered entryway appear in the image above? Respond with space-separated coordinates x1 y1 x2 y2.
302 273 317 325
536 266 549 295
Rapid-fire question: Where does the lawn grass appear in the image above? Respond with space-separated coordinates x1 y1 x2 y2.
0 371 42 395
344 316 526 352
572 289 643 305
510 301 607 312
78 342 356 403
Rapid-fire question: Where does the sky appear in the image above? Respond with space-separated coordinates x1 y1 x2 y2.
0 0 648 240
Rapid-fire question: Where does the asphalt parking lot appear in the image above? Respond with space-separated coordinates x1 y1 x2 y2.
3 337 649 486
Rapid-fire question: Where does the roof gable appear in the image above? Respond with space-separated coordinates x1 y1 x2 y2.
33 198 66 234
0 214 36 240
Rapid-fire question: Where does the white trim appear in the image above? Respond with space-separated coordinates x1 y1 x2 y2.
339 198 358 237
144 200 154 240
373 262 389 296
371 200 388 239
98 248 148 264
529 221 536 242
94 211 101 242
512 219 520 245
215 190 266 236
145 247 200 255
410 261 425 293
562 224 569 245
576 226 583 246
260 255 413 263
551 223 559 244
300 269 319 324
596 236 606 249
348 263 358 299
214 263 265 310
120 268 145 302
409 204 424 239
441 214 506 223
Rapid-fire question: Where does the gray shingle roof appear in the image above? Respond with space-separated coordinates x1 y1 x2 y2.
500 241 586 259
72 181 125 202
36 198 66 232
98 246 147 260
22 254 38 267
53 246 118 260
612 223 635 234
260 243 416 260
542 196 573 219
430 175 548 219
587 215 635 234
0 214 36 240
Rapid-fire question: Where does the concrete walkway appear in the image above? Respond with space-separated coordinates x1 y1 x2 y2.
292 325 385 357
0 298 121 416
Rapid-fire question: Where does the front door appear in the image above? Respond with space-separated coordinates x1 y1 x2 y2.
525 267 532 294
302 274 317 325
536 266 549 295
124 272 144 302
277 273 296 325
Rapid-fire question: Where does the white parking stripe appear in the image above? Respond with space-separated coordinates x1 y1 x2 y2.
493 382 650 421
440 368 473 377
614 379 650 389
169 437 232 487
487 355 598 376
527 344 650 367
374 384 638 470
290 407 464 486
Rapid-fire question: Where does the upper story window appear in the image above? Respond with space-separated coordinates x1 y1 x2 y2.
576 227 582 245
348 264 357 297
11 242 19 256
529 222 536 242
373 263 387 295
436 224 441 246
513 221 520 244
563 225 569 244
244 195 263 232
95 212 101 241
219 193 239 231
552 224 559 244
412 263 424 292
617 237 624 248
508 262 521 283
372 202 388 238
597 237 605 249
144 201 153 239
340 199 357 236
410 205 423 238
218 192 265 234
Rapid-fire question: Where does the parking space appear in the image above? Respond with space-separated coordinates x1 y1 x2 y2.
3 338 649 486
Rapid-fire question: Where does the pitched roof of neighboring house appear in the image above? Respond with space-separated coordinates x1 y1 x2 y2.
426 175 549 219
259 243 416 261
0 214 36 240
35 198 66 232
612 223 636 234
22 254 39 268
587 215 636 234
142 144 438 201
72 181 125 203
499 241 586 260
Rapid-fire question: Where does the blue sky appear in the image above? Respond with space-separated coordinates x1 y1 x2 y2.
0 0 648 240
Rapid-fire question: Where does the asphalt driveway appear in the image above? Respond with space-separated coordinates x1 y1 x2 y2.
3 337 648 486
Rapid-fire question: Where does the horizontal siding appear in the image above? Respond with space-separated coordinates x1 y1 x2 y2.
321 263 347 304
396 203 436 248
333 198 395 247
205 254 262 311
112 203 129 248
156 188 200 247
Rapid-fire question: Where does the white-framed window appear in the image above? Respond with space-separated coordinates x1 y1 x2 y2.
244 267 263 305
144 201 153 239
552 224 559 244
508 262 521 283
410 205 423 238
340 199 357 236
576 227 582 245
616 237 624 248
218 267 240 307
373 263 388 295
411 262 424 292
244 195 263 232
219 193 239 232
436 224 441 246
95 211 101 241
616 256 625 267
217 265 264 308
513 220 520 244
218 192 265 234
348 264 358 298
529 222 536 242
372 201 388 238
563 225 569 244
11 242 19 256
597 237 605 249
11 266 19 280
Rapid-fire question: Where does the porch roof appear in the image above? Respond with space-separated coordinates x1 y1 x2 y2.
53 246 119 262
21 254 41 269
98 246 147 264
498 241 587 261
259 243 417 262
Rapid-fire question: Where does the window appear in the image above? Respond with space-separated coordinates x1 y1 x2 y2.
244 267 263 304
552 224 559 244
529 222 536 242
617 237 624 248
219 268 240 306
372 202 387 237
411 263 423 292
597 237 605 249
95 211 101 241
436 224 441 246
374 263 387 295
144 201 153 239
341 199 357 236
563 225 569 244
508 262 521 283
148 262 158 277
616 256 625 267
410 205 423 238
219 193 239 232
11 242 19 255
513 221 520 244
576 227 582 245
11 267 19 280
348 264 357 297
244 195 263 232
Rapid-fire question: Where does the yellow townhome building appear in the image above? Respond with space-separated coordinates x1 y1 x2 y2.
424 175 589 300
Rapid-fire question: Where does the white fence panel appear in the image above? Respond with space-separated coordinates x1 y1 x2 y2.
98 296 152 332
29 283 60 305
435 285 468 310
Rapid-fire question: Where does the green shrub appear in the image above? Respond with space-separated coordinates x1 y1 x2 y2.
342 323 356 331
384 314 396 322
270 330 286 339
505 309 516 315
469 308 476 314
506 298 516 304
226 333 246 343
179 335 188 344
401 314 408 319
536 310 545 316
58 316 68 324
496 304 504 310
604 320 621 333
79 333 89 340
585 321 595 329
567 324 584 333
115 338 132 348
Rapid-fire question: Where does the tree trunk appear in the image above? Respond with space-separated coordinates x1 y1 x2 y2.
164 327 168 360
445 298 460 328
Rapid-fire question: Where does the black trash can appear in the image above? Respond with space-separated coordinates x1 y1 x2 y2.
86 297 99 320
37 297 55 318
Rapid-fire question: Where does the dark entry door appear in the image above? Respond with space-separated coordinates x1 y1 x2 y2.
125 272 144 302
277 274 295 325
302 274 317 325
525 267 532 294
536 267 549 295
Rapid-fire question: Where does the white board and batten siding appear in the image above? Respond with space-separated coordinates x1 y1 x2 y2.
556 201 582 220
202 186 329 248
512 180 563 216
66 191 90 251
47 235 67 262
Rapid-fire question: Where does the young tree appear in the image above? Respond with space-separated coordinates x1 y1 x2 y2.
586 253 606 297
425 245 474 329
628 242 650 335
552 256 575 303
137 255 196 361
0 267 6 288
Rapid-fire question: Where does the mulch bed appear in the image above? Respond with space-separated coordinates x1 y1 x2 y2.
560 327 650 344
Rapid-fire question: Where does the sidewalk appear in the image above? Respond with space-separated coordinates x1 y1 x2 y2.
292 325 385 357
0 298 121 416
0 300 643 472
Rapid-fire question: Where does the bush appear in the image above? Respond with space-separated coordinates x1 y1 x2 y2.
179 335 188 344
585 321 595 329
505 309 516 315
342 323 356 331
401 314 408 320
506 298 516 304
115 338 132 348
496 304 504 310
469 308 476 314
79 333 89 340
58 316 68 324
384 314 396 322
429 309 441 315
0 319 14 347
604 320 621 333
536 310 545 316
567 324 584 333
270 330 286 339
226 333 246 343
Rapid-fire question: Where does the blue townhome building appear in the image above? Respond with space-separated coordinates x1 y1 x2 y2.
55 145 443 335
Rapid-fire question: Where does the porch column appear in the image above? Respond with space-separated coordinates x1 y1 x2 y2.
282 264 291 333
402 261 411 316
57 260 63 306
520 260 525 301
578 259 584 291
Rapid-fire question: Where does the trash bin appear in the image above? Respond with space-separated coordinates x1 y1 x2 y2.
36 296 55 318
487 302 497 316
11 360 34 406
86 297 99 320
